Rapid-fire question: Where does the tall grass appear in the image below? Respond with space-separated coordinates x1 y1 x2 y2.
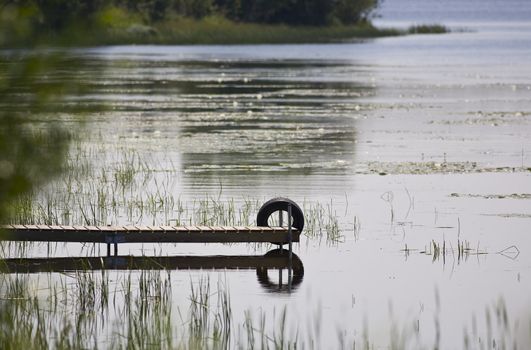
0 271 297 349
3 140 345 247
0 272 526 349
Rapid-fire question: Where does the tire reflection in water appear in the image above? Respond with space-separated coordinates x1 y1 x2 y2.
0 249 304 293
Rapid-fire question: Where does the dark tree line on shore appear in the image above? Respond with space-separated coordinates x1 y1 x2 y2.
2 0 380 31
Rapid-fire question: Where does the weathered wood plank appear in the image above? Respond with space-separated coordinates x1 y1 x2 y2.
1 225 300 244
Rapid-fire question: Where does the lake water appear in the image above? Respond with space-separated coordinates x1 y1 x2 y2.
3 0 531 348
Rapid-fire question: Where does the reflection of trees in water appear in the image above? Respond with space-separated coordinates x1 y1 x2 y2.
71 58 370 180
164 60 370 179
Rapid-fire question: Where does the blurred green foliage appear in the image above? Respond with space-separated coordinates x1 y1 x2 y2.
0 8 98 223
0 52 93 223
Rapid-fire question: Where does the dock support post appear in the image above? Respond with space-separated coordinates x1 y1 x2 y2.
279 210 283 252
287 203 293 291
278 209 284 288
106 234 119 257
288 204 293 262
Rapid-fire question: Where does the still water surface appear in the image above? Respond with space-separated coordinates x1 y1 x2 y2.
6 0 531 347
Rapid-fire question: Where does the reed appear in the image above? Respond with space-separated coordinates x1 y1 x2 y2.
0 263 527 349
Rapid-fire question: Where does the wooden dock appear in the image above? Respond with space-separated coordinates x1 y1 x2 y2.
0 198 304 257
0 225 300 245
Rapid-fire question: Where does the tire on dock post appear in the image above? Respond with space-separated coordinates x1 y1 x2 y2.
256 197 304 244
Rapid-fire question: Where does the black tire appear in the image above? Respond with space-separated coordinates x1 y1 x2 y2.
256 197 304 232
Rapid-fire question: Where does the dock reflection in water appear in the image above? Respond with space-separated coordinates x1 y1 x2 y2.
0 249 304 293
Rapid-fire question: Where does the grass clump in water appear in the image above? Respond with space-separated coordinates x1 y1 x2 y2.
407 24 449 34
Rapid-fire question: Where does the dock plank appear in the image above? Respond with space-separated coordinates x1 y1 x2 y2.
1 224 300 244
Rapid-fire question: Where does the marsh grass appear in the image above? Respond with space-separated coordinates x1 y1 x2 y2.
3 141 345 247
400 239 515 265
421 239 485 261
0 270 310 349
462 298 521 350
303 200 343 243
2 270 525 349
407 24 450 34
0 139 353 348
3 123 525 349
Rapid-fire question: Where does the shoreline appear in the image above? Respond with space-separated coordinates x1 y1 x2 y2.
1 18 448 48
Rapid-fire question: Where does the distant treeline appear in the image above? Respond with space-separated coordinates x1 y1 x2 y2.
2 0 380 30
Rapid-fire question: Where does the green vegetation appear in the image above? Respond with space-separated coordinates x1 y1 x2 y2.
91 16 403 46
6 147 344 244
2 0 380 30
0 270 525 349
407 24 449 34
0 55 87 224
0 0 445 46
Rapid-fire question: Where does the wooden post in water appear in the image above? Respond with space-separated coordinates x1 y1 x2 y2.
278 209 283 285
279 210 283 253
288 203 293 291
